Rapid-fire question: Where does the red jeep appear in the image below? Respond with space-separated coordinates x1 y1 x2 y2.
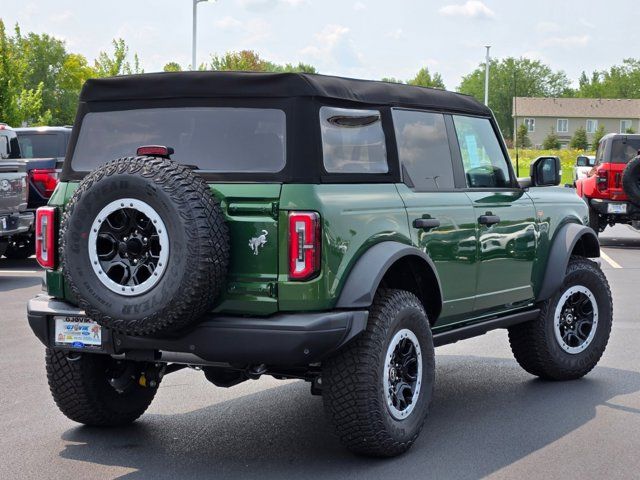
576 133 640 234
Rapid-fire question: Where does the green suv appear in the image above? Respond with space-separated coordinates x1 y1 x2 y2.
27 72 612 457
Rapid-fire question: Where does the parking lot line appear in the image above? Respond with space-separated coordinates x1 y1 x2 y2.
0 270 42 275
601 250 623 269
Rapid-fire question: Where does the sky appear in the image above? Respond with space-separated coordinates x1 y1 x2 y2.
1 0 638 89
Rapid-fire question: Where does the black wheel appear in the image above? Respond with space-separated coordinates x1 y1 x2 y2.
622 155 640 207
46 349 159 426
508 256 612 380
60 157 229 336
3 235 35 259
322 289 435 457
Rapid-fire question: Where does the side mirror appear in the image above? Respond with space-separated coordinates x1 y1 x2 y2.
530 156 561 187
576 156 588 167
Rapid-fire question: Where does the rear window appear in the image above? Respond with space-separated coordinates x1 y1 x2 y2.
71 107 286 173
610 138 640 164
320 106 388 174
17 133 65 158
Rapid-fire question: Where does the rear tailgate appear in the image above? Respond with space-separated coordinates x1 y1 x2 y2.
0 161 28 215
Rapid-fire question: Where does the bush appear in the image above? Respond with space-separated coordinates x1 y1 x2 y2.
592 125 607 149
570 126 589 150
516 124 532 148
543 129 561 150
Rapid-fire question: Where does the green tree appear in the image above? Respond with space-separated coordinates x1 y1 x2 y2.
407 67 446 89
543 128 561 150
57 53 95 124
570 126 589 150
576 59 640 98
381 77 403 83
210 50 317 73
94 38 140 77
163 62 182 72
592 124 607 149
626 127 637 134
516 123 531 148
0 20 25 126
458 57 572 138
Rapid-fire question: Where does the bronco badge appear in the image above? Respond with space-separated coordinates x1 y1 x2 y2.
249 230 268 255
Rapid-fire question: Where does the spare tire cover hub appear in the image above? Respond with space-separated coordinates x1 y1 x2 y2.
88 198 170 296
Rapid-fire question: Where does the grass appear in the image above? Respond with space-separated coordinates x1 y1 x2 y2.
507 149 594 185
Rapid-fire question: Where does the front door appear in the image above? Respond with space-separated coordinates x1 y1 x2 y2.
451 114 537 315
392 109 478 325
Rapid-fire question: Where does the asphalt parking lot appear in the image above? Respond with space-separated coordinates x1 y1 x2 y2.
1 225 639 480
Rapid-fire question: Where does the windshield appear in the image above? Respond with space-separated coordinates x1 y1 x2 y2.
17 133 66 158
71 107 286 173
610 138 640 164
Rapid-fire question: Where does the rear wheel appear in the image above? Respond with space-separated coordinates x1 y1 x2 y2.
508 256 612 380
46 349 160 426
622 156 640 207
322 289 435 457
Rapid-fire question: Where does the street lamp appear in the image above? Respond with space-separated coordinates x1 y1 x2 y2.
484 45 491 106
192 0 214 71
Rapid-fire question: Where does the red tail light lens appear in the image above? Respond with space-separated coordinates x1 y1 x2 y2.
596 168 608 192
136 145 174 158
29 168 58 198
35 207 56 269
288 211 321 281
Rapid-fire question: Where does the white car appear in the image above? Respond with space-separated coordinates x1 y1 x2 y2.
573 155 595 183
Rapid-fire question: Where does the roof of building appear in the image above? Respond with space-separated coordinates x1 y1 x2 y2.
513 97 640 118
79 71 491 116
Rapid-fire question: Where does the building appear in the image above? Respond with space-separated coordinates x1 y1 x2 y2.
513 97 640 148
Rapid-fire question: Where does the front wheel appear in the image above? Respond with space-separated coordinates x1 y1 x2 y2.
322 289 435 457
508 256 612 380
46 349 160 426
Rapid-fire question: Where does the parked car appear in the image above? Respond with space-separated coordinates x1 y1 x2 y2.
573 154 595 183
575 133 640 234
27 72 611 457
0 124 32 258
3 126 70 258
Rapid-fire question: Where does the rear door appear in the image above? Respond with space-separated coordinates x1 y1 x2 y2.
393 109 478 325
451 115 537 315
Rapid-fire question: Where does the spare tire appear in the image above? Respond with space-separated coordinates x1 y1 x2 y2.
622 155 640 206
60 156 229 337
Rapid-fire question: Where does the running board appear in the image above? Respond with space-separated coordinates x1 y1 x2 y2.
433 309 540 347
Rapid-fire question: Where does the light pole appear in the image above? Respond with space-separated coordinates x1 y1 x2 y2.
484 45 491 106
192 0 214 71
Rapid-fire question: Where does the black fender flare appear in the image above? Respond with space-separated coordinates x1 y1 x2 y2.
536 223 600 301
336 241 443 316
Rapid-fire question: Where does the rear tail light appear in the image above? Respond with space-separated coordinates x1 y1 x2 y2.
136 145 174 158
596 168 608 192
35 207 56 269
288 211 321 281
29 168 58 198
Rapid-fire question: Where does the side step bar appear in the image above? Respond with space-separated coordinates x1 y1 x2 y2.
433 309 540 347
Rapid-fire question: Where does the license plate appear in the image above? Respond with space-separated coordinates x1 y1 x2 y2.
607 203 627 214
54 316 102 349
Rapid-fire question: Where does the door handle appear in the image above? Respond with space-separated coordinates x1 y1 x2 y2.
478 214 500 226
413 218 441 231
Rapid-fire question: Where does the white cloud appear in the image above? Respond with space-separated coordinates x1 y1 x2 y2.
536 21 559 33
386 28 404 40
579 17 596 29
541 35 590 48
242 18 272 44
301 24 363 70
215 16 242 29
51 11 72 23
439 1 495 19
353 1 366 11
235 0 306 10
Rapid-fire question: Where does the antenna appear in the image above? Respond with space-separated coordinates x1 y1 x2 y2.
514 68 520 177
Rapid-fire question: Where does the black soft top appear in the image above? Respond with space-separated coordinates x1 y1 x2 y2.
79 71 490 116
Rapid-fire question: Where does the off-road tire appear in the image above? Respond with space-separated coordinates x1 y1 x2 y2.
508 256 612 380
46 349 158 426
322 289 435 457
60 156 229 336
622 155 640 206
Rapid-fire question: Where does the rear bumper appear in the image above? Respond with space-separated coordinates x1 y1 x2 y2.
27 295 368 366
0 212 34 238
590 199 640 218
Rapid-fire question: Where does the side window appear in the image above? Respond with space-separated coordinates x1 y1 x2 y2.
392 109 454 191
0 136 8 159
320 106 388 174
524 118 535 132
453 115 513 189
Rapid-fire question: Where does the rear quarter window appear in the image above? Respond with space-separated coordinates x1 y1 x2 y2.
320 106 388 174
610 138 640 164
71 107 286 173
